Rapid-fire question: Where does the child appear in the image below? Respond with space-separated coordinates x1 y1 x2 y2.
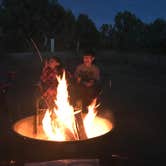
73 51 101 112
40 56 64 108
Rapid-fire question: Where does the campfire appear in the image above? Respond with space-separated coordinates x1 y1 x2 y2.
13 71 113 142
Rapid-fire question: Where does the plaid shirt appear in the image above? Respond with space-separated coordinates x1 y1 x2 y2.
40 67 60 91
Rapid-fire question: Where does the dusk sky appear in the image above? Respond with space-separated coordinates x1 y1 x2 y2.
59 0 166 28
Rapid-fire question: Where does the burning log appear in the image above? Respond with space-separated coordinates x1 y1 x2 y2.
74 100 87 140
64 127 77 141
49 110 77 141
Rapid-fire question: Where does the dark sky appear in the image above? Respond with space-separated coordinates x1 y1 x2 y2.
59 0 166 28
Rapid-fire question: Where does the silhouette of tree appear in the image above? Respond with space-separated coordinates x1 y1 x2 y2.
0 1 166 53
60 10 76 49
112 11 144 50
100 24 113 48
75 14 100 50
146 18 166 52
0 0 67 51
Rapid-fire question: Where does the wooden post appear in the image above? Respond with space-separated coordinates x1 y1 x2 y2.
33 98 39 135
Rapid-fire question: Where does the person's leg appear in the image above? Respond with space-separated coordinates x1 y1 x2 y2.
69 82 83 107
69 83 100 112
80 86 96 112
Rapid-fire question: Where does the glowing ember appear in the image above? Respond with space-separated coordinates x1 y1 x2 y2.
41 71 112 141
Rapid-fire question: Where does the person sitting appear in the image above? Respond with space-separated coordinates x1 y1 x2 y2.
39 56 64 109
73 51 101 112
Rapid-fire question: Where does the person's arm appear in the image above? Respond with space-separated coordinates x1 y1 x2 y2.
40 60 49 82
84 66 100 87
94 66 100 81
40 69 48 82
74 65 82 83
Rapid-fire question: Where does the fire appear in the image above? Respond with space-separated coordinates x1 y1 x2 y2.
42 71 112 141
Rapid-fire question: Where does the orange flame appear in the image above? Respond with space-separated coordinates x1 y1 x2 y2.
42 71 112 141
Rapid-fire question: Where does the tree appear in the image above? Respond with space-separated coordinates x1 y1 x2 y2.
75 14 100 51
0 0 68 51
0 0 51 51
100 24 113 48
146 18 166 52
112 11 144 50
59 10 76 49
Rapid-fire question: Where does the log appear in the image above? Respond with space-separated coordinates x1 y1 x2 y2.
74 100 87 140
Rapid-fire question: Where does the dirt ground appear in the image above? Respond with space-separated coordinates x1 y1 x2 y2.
0 51 166 166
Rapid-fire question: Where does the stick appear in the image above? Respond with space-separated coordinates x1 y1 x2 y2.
30 38 43 63
33 98 39 135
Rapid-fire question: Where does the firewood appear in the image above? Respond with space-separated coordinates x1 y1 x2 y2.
74 100 87 140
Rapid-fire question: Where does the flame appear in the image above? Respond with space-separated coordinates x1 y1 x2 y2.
42 71 112 141
83 98 98 138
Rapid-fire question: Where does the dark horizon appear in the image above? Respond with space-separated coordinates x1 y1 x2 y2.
1 0 166 28
59 0 166 28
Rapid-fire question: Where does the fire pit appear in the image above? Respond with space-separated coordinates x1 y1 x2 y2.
12 114 113 162
13 112 113 142
12 72 114 163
